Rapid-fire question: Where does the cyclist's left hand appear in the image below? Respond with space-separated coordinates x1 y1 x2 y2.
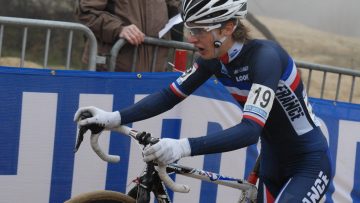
73 106 121 130
143 138 191 165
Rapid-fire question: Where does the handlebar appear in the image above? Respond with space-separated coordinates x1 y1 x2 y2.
90 131 120 163
76 121 190 193
87 125 137 163
113 126 190 193
157 163 190 193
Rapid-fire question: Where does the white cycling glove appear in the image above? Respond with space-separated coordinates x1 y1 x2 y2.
143 138 191 165
73 106 121 130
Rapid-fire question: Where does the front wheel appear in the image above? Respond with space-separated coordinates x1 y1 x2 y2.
64 190 136 203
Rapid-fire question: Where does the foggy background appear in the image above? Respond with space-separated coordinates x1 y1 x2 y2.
249 0 360 38
0 0 358 38
0 0 359 70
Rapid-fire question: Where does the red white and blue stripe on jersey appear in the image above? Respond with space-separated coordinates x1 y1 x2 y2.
170 82 187 99
243 110 267 127
280 57 301 91
221 79 252 103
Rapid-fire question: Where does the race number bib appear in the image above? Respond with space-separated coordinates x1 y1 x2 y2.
243 83 275 121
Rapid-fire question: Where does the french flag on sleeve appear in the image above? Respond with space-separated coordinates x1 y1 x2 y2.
170 82 188 99
281 57 301 91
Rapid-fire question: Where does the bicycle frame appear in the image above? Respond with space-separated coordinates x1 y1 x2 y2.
127 162 257 203
167 163 256 191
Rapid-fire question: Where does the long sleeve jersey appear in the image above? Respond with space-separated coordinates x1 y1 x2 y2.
120 39 329 178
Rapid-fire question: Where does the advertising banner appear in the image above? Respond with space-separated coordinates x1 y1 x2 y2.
0 67 358 203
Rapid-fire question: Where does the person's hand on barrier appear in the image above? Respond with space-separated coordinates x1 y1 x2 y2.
119 24 145 46
143 138 191 165
73 106 121 130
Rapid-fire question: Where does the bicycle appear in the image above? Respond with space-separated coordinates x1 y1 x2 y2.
65 112 259 203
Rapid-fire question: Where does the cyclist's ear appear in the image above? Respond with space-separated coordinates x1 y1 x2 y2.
221 21 237 36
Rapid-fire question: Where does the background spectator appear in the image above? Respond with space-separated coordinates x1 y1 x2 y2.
75 0 181 72
167 0 184 42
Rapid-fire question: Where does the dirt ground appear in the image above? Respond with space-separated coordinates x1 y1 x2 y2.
245 16 360 103
245 16 360 70
0 57 42 68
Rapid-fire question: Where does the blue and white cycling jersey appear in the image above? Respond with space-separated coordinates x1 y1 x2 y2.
120 39 330 186
170 40 326 145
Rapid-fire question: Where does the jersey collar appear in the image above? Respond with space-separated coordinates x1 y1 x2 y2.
218 42 243 64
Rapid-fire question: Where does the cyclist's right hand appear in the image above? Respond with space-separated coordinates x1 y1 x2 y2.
73 106 121 130
143 138 191 165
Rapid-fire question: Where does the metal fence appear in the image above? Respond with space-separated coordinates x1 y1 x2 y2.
296 61 360 104
109 36 197 72
0 16 98 70
0 16 359 104
110 37 360 104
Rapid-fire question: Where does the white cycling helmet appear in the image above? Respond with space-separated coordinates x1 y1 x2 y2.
182 0 247 31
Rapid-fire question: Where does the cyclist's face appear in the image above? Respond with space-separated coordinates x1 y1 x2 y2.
185 23 235 59
186 28 220 59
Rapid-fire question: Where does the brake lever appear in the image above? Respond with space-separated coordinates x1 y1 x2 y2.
74 126 88 153
73 111 104 153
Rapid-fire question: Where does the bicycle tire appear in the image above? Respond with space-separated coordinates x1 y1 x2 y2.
64 190 136 203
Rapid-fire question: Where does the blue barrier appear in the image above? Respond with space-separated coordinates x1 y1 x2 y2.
0 66 359 203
